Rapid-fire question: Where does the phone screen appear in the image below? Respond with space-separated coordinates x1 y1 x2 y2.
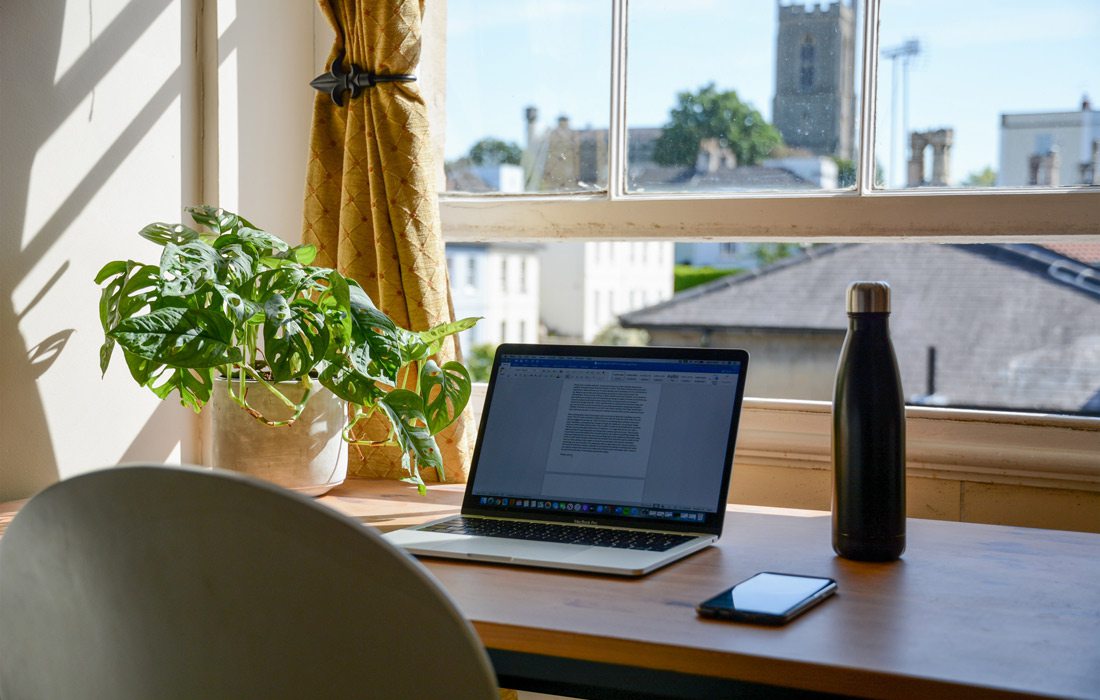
697 572 836 624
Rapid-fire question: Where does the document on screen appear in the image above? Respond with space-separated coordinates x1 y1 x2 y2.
540 380 661 500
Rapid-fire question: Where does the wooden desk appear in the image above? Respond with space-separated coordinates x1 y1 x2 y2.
318 481 1100 700
4 481 1099 699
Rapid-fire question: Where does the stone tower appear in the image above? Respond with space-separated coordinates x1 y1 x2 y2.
772 1 857 160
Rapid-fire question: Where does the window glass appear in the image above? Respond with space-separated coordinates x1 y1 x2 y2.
876 0 1100 189
444 0 611 194
625 0 862 193
448 240 1100 416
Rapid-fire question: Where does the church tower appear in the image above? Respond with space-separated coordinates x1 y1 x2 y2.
772 1 857 160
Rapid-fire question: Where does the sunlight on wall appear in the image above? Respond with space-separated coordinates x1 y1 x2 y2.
2 0 194 500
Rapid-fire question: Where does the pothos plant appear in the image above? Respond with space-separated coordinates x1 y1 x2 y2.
96 206 478 490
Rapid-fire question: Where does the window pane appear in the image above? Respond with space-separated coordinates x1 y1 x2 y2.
444 1 611 194
448 240 1100 417
625 1 863 193
876 0 1100 189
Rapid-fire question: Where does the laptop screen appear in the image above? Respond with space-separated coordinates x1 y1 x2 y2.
463 344 749 534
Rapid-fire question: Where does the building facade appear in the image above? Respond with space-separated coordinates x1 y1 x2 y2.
999 97 1100 187
540 241 674 342
772 1 858 160
445 243 541 350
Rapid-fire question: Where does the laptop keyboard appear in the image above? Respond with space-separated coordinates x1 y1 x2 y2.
421 517 695 552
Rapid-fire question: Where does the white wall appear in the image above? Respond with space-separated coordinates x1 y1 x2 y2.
539 241 673 342
538 241 587 338
490 248 539 343
1 0 319 500
999 110 1100 187
2 0 198 500
211 1 316 238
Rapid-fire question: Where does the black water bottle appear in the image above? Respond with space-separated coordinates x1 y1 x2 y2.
832 281 906 561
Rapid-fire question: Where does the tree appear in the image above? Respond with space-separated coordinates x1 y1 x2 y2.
653 83 783 168
831 158 886 188
833 158 856 188
466 343 498 382
468 137 522 166
754 243 797 267
962 166 997 188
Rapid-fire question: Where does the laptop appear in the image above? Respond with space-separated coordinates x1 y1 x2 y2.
384 343 749 576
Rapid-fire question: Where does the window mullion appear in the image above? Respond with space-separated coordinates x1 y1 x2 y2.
857 0 881 195
608 0 629 200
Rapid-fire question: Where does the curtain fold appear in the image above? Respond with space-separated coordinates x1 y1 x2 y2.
303 0 472 482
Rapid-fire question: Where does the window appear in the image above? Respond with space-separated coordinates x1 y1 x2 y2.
500 257 508 292
800 36 815 91
430 1 1098 486
520 257 528 293
465 257 476 288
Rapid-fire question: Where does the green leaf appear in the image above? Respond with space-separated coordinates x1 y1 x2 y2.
287 244 317 265
160 241 221 296
139 222 203 247
318 356 385 406
262 294 330 381
123 350 214 411
94 260 128 285
97 263 160 375
318 271 353 348
217 243 255 287
186 206 255 235
378 389 443 472
407 316 481 361
234 227 291 255
400 474 428 495
419 360 472 434
213 284 261 326
347 284 404 383
249 267 309 303
110 306 240 368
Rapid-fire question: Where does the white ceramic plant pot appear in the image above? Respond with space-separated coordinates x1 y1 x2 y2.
203 377 347 496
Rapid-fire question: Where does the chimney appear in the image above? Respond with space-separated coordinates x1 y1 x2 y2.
907 132 926 187
695 138 736 174
1081 139 1099 186
1028 147 1060 186
929 128 953 186
525 106 538 146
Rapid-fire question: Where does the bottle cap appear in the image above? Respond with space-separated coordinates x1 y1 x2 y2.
846 281 891 313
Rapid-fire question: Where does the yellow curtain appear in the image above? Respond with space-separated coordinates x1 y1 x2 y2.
303 0 472 482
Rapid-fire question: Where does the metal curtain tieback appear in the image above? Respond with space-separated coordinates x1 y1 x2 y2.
309 49 416 107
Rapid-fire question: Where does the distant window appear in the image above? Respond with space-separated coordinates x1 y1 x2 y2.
800 35 815 91
500 320 507 342
520 258 528 293
465 257 476 287
500 258 508 291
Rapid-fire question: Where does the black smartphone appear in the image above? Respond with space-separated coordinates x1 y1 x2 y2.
696 572 837 625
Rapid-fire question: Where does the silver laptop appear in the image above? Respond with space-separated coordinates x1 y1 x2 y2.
384 343 749 576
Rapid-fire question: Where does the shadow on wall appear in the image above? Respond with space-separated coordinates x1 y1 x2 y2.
1 0 178 499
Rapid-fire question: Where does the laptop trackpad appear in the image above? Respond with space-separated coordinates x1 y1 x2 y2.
441 537 588 561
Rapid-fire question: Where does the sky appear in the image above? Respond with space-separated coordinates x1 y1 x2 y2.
444 0 1099 187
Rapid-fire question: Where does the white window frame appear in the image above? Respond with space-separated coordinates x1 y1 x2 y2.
427 0 1100 490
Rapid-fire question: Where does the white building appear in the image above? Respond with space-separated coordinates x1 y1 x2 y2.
445 243 540 350
539 241 674 342
999 97 1100 187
